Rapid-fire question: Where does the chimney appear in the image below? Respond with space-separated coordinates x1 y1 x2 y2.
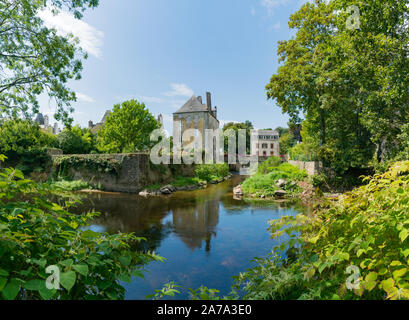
88 120 93 129
206 92 212 111
213 106 217 119
197 96 202 103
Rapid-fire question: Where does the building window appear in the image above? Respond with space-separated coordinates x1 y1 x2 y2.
262 143 268 149
271 144 274 148
263 151 267 157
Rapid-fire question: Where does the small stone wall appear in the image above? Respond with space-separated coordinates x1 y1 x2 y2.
52 153 195 193
288 160 323 176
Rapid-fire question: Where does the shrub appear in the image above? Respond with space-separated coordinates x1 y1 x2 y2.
0 119 55 174
0 157 163 300
242 163 307 196
194 164 229 182
239 161 409 300
54 126 94 155
257 156 282 174
51 180 91 191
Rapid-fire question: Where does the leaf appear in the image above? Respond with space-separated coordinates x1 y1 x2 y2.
393 268 407 280
59 259 74 267
2 280 20 300
309 235 320 244
304 267 316 281
402 249 409 258
0 269 9 277
357 249 365 257
24 279 45 291
60 271 76 292
118 256 132 267
32 259 47 268
38 287 57 300
0 278 7 291
390 261 403 267
399 229 409 243
73 264 89 277
119 273 131 283
381 278 395 292
318 262 328 274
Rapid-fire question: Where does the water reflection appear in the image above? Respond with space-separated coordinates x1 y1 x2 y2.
72 175 307 299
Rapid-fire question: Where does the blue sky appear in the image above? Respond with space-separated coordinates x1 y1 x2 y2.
39 0 308 134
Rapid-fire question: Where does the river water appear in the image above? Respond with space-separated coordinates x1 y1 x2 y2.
75 175 306 299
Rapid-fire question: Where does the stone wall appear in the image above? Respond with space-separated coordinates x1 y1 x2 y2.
288 160 323 176
52 153 195 193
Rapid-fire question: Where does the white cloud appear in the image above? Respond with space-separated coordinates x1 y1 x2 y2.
261 0 291 14
76 92 95 103
38 9 104 58
270 21 281 30
250 7 256 16
137 95 165 104
164 83 194 97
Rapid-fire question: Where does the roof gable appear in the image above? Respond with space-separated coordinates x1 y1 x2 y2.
174 96 208 114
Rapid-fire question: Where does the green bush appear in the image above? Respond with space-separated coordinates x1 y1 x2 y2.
194 164 229 182
238 161 409 300
257 156 283 174
242 163 307 196
0 156 163 300
54 126 95 155
51 180 91 191
0 119 55 174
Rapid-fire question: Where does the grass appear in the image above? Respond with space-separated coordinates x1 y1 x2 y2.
50 180 91 191
143 164 230 192
242 160 307 197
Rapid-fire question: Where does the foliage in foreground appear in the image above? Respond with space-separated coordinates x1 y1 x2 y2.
0 157 163 300
236 161 409 300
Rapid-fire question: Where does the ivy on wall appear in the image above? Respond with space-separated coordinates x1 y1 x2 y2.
53 155 123 180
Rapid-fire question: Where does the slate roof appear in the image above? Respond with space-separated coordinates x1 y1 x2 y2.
34 113 45 125
174 96 209 114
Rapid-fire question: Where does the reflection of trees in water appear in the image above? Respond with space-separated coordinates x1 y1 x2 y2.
73 194 173 252
72 180 230 254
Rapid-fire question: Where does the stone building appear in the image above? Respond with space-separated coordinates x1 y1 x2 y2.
88 110 111 134
251 129 280 158
173 92 219 150
34 113 61 134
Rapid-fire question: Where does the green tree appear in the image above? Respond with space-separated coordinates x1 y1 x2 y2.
0 118 55 173
55 125 95 154
97 100 160 153
0 0 99 125
222 121 254 154
266 0 409 172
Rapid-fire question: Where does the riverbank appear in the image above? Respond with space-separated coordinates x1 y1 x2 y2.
224 161 409 300
139 173 233 197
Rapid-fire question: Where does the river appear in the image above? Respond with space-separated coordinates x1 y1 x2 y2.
74 175 306 299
